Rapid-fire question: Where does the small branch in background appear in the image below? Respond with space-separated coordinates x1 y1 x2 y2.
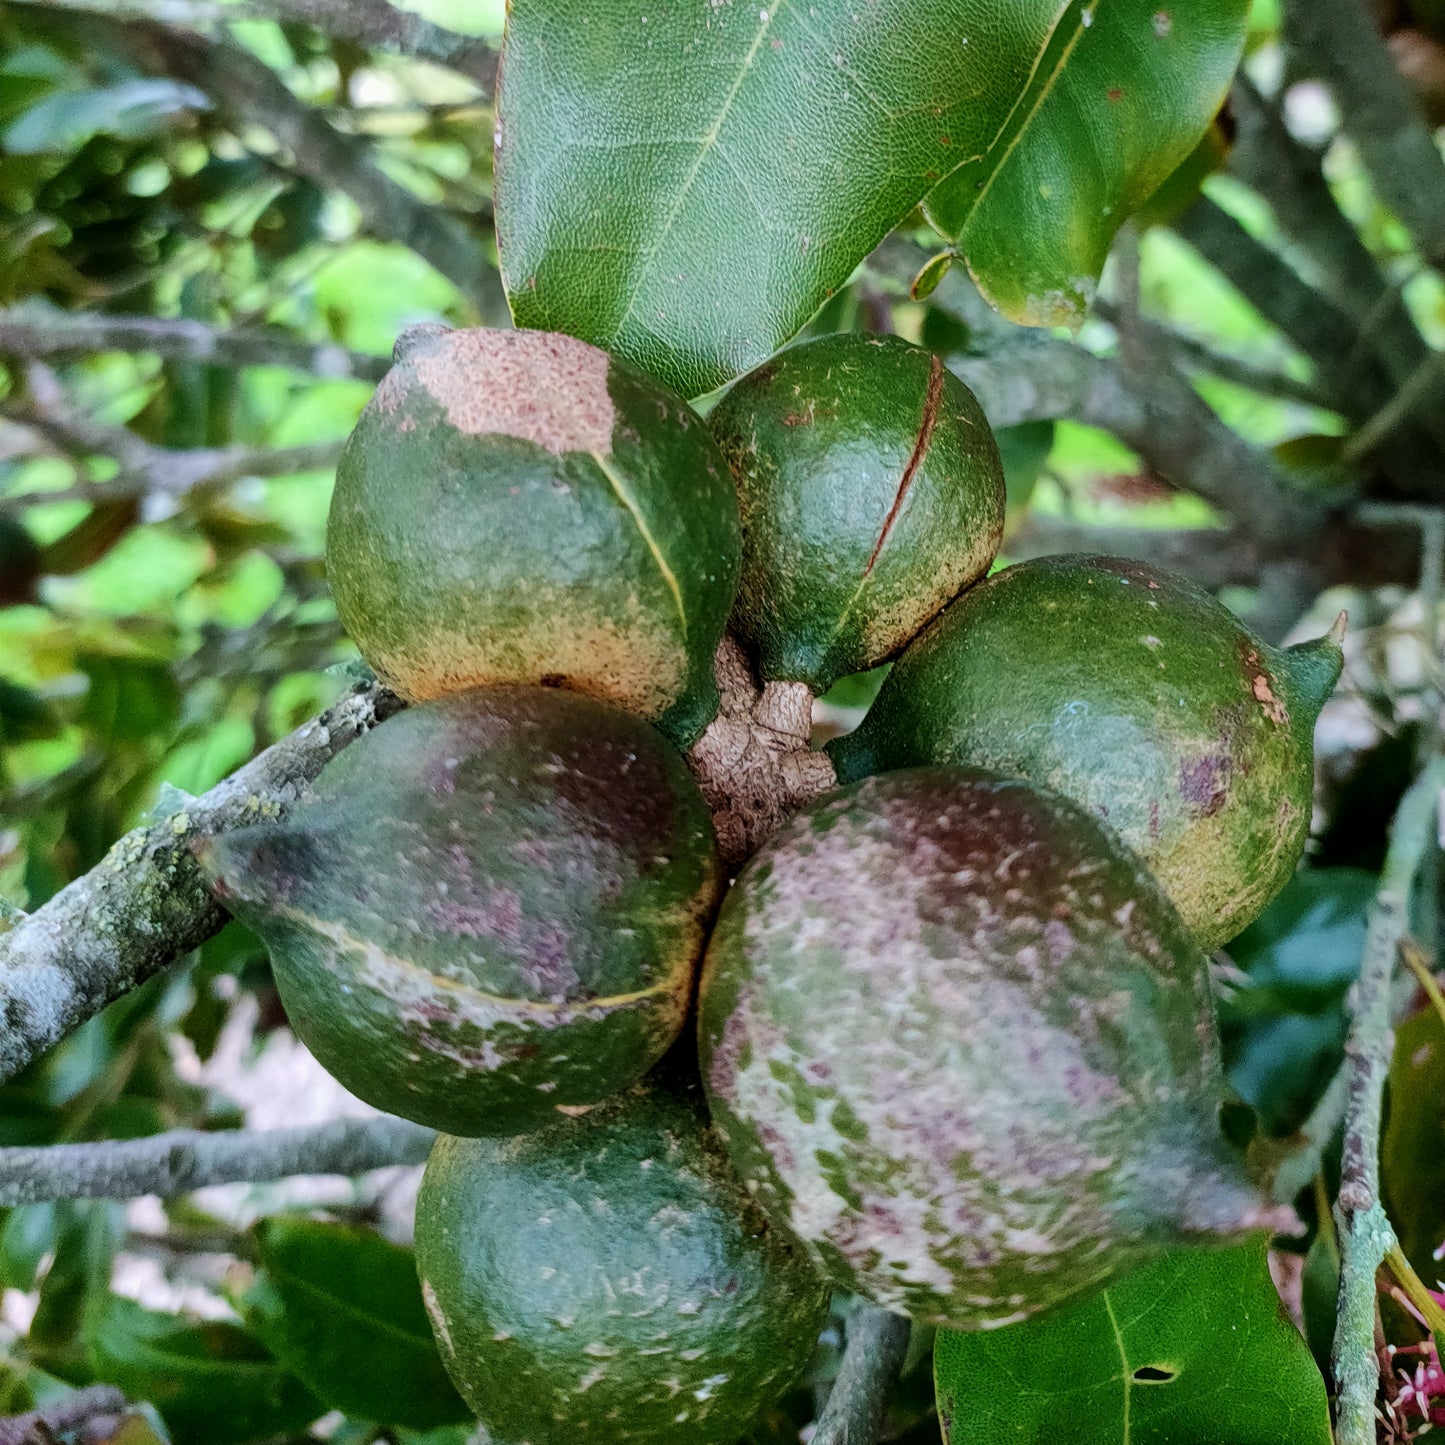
0 679 400 1084
1092 301 1333 411
0 1116 435 1207
1273 1065 1352 1207
1344 356 1445 467
1332 758 1445 1445
1 364 342 506
27 5 505 322
1228 73 1445 468
0 1386 129 1445
810 1302 912 1445
35 0 498 92
1108 223 1146 376
1172 198 1400 424
941 330 1326 553
1401 940 1445 1030
1386 1244 1445 1339
0 307 389 382
1282 0 1445 273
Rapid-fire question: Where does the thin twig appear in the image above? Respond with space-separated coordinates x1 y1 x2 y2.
1092 300 1333 410
0 679 400 1083
1172 198 1390 419
1332 758 1445 1445
941 330 1326 551
1282 0 1445 273
36 0 498 92
0 1116 435 1206
1228 72 1445 464
0 306 388 381
25 6 503 320
1273 1065 1352 1207
1343 355 1445 465
1400 941 1445 1032
1 366 343 505
809 1302 912 1445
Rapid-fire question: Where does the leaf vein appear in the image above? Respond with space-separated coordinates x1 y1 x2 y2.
610 1 791 342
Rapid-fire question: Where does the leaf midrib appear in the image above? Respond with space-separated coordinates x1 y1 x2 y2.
609 0 790 341
1103 1289 1132 1445
264 1260 437 1353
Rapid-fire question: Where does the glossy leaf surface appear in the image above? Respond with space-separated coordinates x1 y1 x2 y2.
934 1239 1330 1444
497 0 1247 394
924 0 1248 326
87 1295 320 1445
1383 1005 1445 1279
244 1216 469 1430
497 0 1073 395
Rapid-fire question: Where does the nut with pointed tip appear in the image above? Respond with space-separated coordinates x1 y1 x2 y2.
699 767 1292 1328
708 333 1004 694
829 556 1345 949
195 687 723 1136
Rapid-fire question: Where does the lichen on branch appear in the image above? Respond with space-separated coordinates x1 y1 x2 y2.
0 1116 434 1207
1331 757 1445 1445
0 680 400 1083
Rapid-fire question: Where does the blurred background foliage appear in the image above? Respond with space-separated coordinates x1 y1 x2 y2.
0 0 1443 1439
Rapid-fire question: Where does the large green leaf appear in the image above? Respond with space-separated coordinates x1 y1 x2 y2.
497 0 1075 396
924 0 1248 326
496 0 1247 395
242 1216 470 1430
87 1295 320 1445
933 1239 1330 1444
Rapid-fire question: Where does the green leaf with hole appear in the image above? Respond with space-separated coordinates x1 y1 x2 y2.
933 1238 1330 1444
496 0 1075 396
243 1217 469 1430
87 1295 320 1445
923 0 1248 327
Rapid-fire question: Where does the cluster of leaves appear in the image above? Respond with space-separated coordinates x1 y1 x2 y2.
0 0 1443 1441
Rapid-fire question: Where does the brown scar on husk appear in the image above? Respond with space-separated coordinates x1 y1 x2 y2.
403 328 616 455
864 354 945 576
1242 647 1289 726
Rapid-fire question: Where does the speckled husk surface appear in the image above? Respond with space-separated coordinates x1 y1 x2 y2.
196 688 721 1136
415 1081 830 1444
707 332 1004 693
698 768 1287 1329
326 327 742 747
829 555 1343 949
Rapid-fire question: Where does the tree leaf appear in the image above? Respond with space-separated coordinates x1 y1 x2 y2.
1225 868 1373 1014
933 1238 1330 1444
496 0 1076 396
87 1295 320 1445
497 0 1247 395
995 420 1056 516
1219 868 1373 1134
923 0 1249 327
3 80 209 155
1383 1005 1445 1280
243 1216 470 1430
